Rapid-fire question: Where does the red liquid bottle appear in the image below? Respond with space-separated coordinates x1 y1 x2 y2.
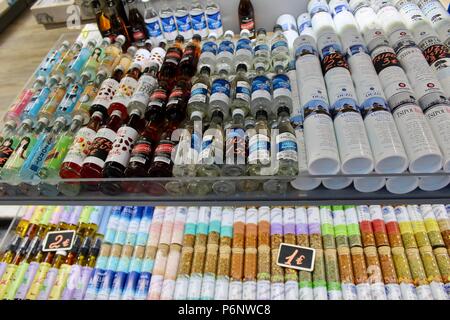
101 109 144 195
166 85 189 123
145 119 182 195
89 65 127 119
144 86 168 121
80 110 124 188
108 62 143 120
127 0 148 47
177 34 202 82
239 0 256 39
158 35 185 91
59 111 104 179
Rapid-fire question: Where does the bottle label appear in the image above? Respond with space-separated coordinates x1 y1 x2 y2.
161 15 177 33
236 38 253 54
44 134 73 173
199 133 223 165
251 76 271 102
153 141 175 165
130 75 157 107
189 83 209 104
210 79 231 105
202 41 218 54
191 12 207 31
248 133 271 165
132 27 146 42
317 32 342 58
420 41 450 67
273 74 292 100
146 18 163 38
39 50 61 76
225 128 246 165
134 49 152 71
61 264 81 300
276 132 298 161
3 135 36 174
25 135 56 180
165 48 182 65
112 77 139 107
63 127 96 168
254 44 269 56
37 267 58 300
150 47 166 70
206 10 222 30
105 126 139 167
218 40 234 54
0 136 19 168
92 79 119 109
129 139 153 166
235 81 251 102
84 128 117 168
425 104 450 161
180 47 196 64
15 261 40 300
240 17 255 36
176 14 193 32
271 39 289 54
75 84 98 115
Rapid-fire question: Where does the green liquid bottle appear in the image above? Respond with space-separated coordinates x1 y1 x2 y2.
25 206 46 239
0 119 34 172
25 251 56 300
36 206 56 239
83 39 109 82
4 237 41 300
77 206 93 237
38 115 84 181
1 118 50 185
0 237 31 299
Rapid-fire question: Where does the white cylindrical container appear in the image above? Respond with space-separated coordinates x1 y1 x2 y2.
371 0 408 34
390 97 443 173
308 0 330 16
386 173 419 194
354 176 386 192
294 36 341 175
297 13 315 38
322 175 353 189
277 14 299 49
322 50 374 174
333 12 365 52
347 47 408 173
416 0 450 46
329 0 351 17
418 175 450 191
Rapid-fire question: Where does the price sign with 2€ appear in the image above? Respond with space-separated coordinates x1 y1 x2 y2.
42 230 76 252
276 243 316 272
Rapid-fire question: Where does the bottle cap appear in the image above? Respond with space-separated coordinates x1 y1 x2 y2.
240 29 251 37
66 72 77 82
200 65 211 75
35 75 46 85
79 237 92 256
70 236 82 253
211 109 224 121
192 34 202 41
158 39 168 47
74 40 83 48
224 30 235 38
49 74 61 85
130 62 142 71
348 0 370 13
54 116 67 127
4 120 17 131
130 109 142 118
111 109 123 118
102 37 111 46
22 118 34 128
208 32 217 40
61 40 70 48
87 39 97 47
91 111 104 120
175 35 185 43
29 238 42 257
256 109 268 119
127 46 137 56
244 117 255 128
256 28 267 35
96 69 107 80
37 117 50 128
277 105 291 116
116 35 126 46
190 110 204 120
232 108 245 118
73 114 84 124
236 63 248 72
56 250 68 256
273 24 283 32
19 237 31 253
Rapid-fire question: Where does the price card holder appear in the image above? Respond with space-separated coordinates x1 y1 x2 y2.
276 243 316 272
42 230 76 252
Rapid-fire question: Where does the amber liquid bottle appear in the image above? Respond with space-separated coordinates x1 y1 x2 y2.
177 34 202 82
105 0 130 45
238 0 256 39
93 0 112 39
158 35 185 91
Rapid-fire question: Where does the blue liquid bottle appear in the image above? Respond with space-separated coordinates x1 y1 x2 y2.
36 41 70 79
56 72 91 123
22 75 61 122
67 40 98 78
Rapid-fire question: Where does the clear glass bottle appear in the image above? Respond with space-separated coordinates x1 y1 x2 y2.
250 73 272 117
36 41 70 79
175 0 194 40
235 29 253 72
271 73 293 115
253 28 271 73
159 0 178 42
127 64 159 115
143 0 164 45
22 76 61 122
56 72 91 123
68 40 98 78
51 41 83 80
82 38 110 82
208 71 231 121
198 32 218 72
231 63 251 116
271 24 290 73
247 109 271 176
98 35 126 76
187 66 211 117
216 30 235 75
205 0 223 37
190 0 208 39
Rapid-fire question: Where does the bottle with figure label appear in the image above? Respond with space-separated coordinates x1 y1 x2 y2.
231 63 251 117
216 30 235 75
198 33 218 72
187 66 211 117
98 35 127 76
82 38 110 82
253 28 271 73
68 40 97 78
51 41 83 80
175 0 194 40
56 72 91 123
22 76 61 122
205 0 224 37
36 41 70 79
190 0 208 39
144 0 164 45
159 0 178 42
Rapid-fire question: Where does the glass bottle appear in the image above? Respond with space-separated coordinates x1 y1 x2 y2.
208 71 231 121
159 0 178 41
216 30 235 75
36 41 70 79
59 111 104 180
175 0 194 40
105 0 130 44
82 38 110 82
190 0 208 39
148 40 167 71
22 75 61 122
271 73 293 115
38 115 85 180
108 61 143 119
0 120 17 145
36 206 56 239
145 86 169 121
231 63 251 116
158 35 185 91
253 28 271 73
68 40 98 78
98 35 127 76
51 41 83 80
81 110 124 182
127 0 148 47
235 29 253 71
144 0 164 45
178 34 202 82
205 0 223 37
271 24 290 73
14 206 35 237
238 0 256 38
25 251 55 300
0 236 21 265
93 0 113 38
4 76 46 124
247 109 271 176
198 32 218 73
24 207 46 239
56 73 91 122
101 109 144 195
250 73 272 117
187 66 211 117
73 70 108 125
166 84 189 122
127 64 159 115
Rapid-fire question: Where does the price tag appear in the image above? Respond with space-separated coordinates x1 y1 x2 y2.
42 230 76 252
276 243 316 272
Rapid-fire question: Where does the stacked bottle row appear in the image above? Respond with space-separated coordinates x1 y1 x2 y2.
290 0 450 194
2 204 448 300
93 0 224 47
0 205 113 300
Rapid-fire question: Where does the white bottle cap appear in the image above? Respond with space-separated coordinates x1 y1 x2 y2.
190 110 204 120
290 176 322 191
418 175 450 191
386 175 419 194
240 29 251 37
353 176 386 193
224 30 235 38
322 176 353 190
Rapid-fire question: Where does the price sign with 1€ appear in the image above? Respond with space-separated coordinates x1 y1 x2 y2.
276 243 316 272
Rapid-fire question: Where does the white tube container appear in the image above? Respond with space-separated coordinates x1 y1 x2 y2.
322 174 353 189
371 0 408 34
297 13 316 38
386 173 419 194
294 36 341 175
390 99 443 173
308 0 330 16
418 174 450 191
416 0 450 46
354 176 386 192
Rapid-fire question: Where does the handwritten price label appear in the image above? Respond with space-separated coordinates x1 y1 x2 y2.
43 230 76 252
276 243 316 272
